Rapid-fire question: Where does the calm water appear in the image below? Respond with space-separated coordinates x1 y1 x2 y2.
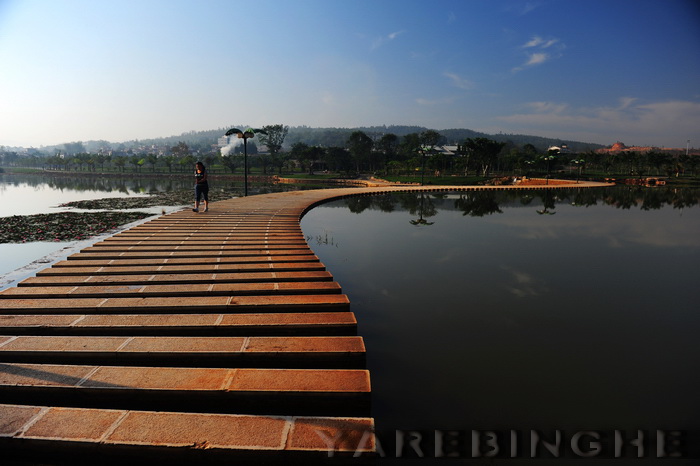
301 187 700 462
0 174 193 280
0 173 321 282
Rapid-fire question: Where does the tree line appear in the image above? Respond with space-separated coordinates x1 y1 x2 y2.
2 125 697 180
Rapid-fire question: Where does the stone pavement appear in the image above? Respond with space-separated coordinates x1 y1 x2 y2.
0 182 611 464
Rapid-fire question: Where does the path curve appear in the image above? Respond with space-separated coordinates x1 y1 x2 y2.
0 181 611 464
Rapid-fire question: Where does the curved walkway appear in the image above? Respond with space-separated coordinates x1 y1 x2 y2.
0 181 611 464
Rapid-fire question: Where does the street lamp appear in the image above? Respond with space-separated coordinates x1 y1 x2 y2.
543 153 557 185
572 158 585 183
417 145 431 186
224 127 268 196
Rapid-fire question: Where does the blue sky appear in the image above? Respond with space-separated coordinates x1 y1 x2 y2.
1 0 699 148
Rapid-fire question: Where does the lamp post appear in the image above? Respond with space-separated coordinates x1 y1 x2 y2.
224 127 267 196
572 158 585 183
543 153 557 185
417 145 431 186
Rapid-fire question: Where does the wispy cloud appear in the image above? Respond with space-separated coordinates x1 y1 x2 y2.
523 52 548 67
497 97 700 147
416 96 456 106
371 30 405 50
504 2 543 16
523 36 559 49
513 35 565 71
444 72 474 90
501 266 549 298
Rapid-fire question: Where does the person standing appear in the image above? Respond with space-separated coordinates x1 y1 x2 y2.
193 161 209 212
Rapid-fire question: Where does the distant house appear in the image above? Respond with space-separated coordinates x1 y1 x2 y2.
595 141 699 155
435 145 458 155
547 144 570 154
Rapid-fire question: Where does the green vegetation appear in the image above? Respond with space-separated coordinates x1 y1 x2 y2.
2 126 698 186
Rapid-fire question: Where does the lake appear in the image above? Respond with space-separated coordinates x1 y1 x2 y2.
0 172 327 285
301 187 700 462
2 174 699 461
0 173 194 284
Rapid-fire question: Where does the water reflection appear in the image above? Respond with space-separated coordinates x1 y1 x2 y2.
332 186 700 219
0 173 193 194
301 186 700 446
409 193 436 226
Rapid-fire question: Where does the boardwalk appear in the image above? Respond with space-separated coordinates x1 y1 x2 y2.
0 182 610 464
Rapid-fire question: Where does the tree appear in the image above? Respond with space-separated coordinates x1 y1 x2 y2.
398 133 421 163
95 154 107 171
73 153 91 171
63 141 86 156
162 155 176 173
128 155 142 172
113 156 126 173
378 133 399 161
419 130 443 180
347 131 373 173
220 154 238 173
170 141 190 158
290 142 310 171
325 147 352 174
145 154 158 172
306 146 326 174
258 124 288 157
463 138 506 176
179 155 195 172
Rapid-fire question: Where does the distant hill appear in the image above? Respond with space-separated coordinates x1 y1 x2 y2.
42 125 605 154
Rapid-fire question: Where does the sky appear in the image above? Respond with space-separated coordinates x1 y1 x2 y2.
1 0 699 149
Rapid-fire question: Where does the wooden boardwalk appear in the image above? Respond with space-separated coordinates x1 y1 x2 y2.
0 182 610 463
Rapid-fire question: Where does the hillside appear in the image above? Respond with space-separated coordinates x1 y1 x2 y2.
42 125 606 154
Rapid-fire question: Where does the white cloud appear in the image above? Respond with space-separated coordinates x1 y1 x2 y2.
416 96 456 106
443 72 474 90
618 96 638 109
523 37 559 49
504 2 542 16
524 52 548 66
514 35 565 71
497 98 700 147
371 30 405 50
528 101 569 113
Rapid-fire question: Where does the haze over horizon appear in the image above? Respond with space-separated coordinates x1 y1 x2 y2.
1 0 699 149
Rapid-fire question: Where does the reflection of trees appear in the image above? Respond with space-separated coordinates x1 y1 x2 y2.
454 191 503 217
346 196 373 214
409 193 436 226
3 174 192 194
336 187 700 220
597 186 700 210
519 194 535 206
536 190 556 215
570 189 599 207
398 192 437 219
374 195 396 213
